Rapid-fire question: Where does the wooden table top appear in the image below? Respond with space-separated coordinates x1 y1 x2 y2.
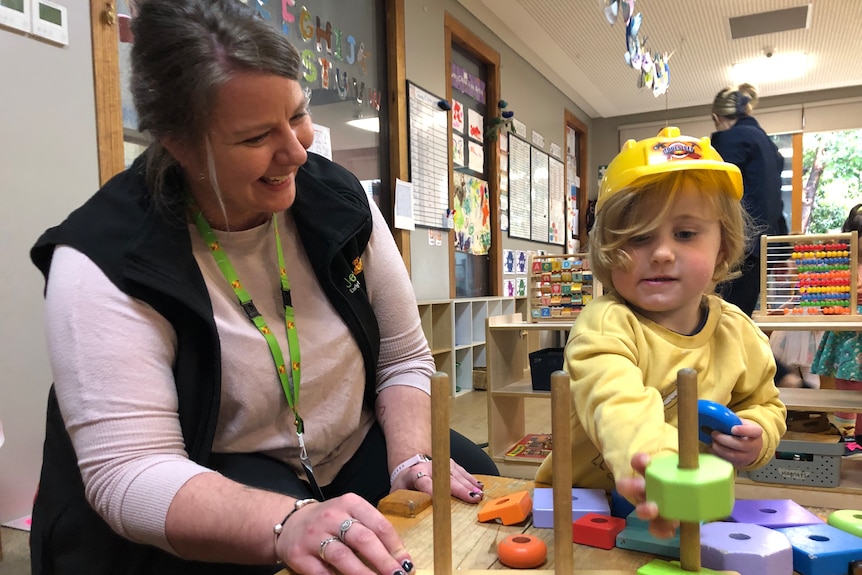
279 474 837 574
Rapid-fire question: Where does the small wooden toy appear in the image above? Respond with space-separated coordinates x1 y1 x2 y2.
697 400 741 445
826 509 862 537
639 368 735 574
700 521 793 575
730 499 823 528
497 534 548 568
477 490 532 525
377 489 431 518
531 486 610 528
572 512 626 550
776 523 862 575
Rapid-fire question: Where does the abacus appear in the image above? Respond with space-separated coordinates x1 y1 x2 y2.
754 232 859 323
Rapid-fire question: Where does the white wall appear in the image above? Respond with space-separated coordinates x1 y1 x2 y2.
404 0 590 300
0 4 99 523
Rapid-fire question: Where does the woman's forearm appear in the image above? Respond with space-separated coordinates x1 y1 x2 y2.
165 472 295 564
375 385 432 474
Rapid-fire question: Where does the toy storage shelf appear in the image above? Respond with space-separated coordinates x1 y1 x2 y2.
486 314 571 478
417 297 528 397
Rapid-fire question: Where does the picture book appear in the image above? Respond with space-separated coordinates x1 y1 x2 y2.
504 433 552 461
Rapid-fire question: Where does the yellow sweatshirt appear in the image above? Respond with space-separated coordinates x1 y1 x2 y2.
535 293 786 490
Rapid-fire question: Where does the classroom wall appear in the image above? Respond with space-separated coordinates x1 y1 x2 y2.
0 8 99 523
404 0 591 300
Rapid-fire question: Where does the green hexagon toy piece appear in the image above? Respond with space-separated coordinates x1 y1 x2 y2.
827 509 862 537
637 558 727 574
644 453 734 523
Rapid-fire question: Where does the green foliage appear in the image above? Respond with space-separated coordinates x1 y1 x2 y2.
803 130 862 232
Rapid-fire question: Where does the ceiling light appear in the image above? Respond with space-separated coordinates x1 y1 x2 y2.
346 117 380 133
730 52 809 85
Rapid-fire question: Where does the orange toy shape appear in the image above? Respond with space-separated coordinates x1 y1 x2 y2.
477 490 532 525
497 534 547 569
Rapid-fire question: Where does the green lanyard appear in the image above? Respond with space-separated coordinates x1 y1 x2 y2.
190 206 324 499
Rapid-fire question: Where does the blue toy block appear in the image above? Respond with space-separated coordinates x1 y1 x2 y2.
531 487 609 529
701 520 793 575
776 523 862 575
616 511 680 559
611 488 636 518
731 498 823 529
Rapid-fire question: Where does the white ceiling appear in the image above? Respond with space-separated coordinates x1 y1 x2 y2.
457 0 862 119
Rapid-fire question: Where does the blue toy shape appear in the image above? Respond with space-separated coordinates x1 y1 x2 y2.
532 487 609 529
731 499 823 529
827 509 862 537
616 510 680 559
701 520 793 575
611 488 636 518
776 523 862 575
697 399 741 444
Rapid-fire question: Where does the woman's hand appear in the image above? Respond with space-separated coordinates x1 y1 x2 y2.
389 457 484 504
709 418 764 469
615 452 678 539
277 493 414 575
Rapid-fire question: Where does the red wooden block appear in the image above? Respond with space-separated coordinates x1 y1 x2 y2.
572 512 626 549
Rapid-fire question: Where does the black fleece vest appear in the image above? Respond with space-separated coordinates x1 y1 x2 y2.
29 153 380 575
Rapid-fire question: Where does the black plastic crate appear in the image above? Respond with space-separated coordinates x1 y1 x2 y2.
529 347 564 391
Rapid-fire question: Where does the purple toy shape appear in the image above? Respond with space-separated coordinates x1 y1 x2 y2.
532 487 609 529
730 499 823 529
701 521 793 575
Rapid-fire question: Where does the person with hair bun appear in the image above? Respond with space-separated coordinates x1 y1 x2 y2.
711 83 789 315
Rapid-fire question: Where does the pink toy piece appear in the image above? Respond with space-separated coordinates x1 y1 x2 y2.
572 512 626 550
730 499 823 528
701 521 793 575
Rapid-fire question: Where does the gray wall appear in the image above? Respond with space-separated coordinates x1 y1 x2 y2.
0 7 99 523
405 0 589 300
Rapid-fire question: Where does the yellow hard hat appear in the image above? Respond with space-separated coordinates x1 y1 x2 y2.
596 127 743 213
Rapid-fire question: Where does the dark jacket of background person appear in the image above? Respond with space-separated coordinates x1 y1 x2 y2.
29 153 379 575
711 115 788 240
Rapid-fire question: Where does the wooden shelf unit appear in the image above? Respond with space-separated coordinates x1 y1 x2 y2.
486 314 571 478
527 253 599 322
417 297 529 397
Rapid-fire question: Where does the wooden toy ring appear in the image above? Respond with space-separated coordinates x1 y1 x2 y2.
697 399 741 444
497 534 547 569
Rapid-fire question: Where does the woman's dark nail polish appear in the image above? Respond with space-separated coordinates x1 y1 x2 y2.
392 571 405 575
469 491 479 498
477 481 484 487
402 559 414 572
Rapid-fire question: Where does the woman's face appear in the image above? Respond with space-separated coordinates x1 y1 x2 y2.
611 183 724 334
174 71 314 230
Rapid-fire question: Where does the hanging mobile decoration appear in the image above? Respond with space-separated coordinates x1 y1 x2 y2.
486 99 515 142
601 0 619 25
605 0 671 98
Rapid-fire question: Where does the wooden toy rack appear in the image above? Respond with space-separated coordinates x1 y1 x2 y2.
527 253 600 322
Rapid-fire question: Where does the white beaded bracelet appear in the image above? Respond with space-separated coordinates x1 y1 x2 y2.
273 498 318 564
389 453 431 484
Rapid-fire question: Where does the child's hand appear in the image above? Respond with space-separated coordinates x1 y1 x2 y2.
615 452 679 539
708 418 763 468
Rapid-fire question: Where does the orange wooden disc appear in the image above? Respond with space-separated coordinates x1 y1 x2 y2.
497 534 547 569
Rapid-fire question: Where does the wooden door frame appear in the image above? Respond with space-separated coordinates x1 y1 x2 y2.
443 12 502 297
564 110 589 249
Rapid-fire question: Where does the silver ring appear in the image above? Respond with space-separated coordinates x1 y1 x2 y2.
318 536 339 561
338 518 360 543
415 471 427 481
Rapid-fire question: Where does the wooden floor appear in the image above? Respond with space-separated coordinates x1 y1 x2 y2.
450 388 550 449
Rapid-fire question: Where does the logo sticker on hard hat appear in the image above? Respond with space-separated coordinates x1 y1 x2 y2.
652 141 702 162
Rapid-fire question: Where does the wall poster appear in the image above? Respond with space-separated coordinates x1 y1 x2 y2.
407 81 449 229
453 172 491 256
530 147 549 243
508 135 531 240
